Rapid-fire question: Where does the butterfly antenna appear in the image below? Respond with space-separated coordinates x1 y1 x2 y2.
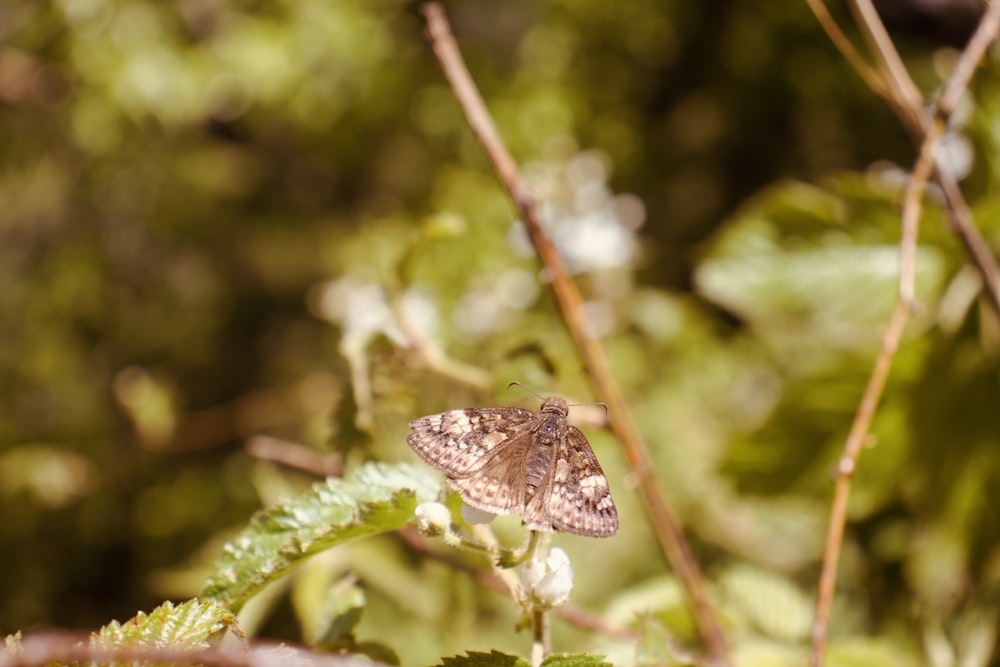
506 381 546 401
569 400 609 414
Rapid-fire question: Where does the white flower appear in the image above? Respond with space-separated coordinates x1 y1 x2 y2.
521 547 574 608
414 502 452 536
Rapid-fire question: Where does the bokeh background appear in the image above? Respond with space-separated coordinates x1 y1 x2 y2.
2 1 998 665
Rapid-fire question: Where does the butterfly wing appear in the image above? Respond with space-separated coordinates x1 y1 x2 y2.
447 430 533 515
536 426 618 537
407 406 536 477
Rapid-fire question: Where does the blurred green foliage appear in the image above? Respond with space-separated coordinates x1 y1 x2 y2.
2 0 1000 666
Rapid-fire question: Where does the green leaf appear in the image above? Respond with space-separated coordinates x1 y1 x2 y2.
435 651 530 667
541 653 615 667
94 599 237 647
695 177 946 368
201 462 441 610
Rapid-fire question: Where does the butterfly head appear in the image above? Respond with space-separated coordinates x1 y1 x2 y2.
540 396 569 416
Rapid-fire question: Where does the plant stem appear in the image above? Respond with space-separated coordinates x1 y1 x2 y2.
525 532 551 666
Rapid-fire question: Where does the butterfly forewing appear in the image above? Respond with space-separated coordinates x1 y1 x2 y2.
406 396 619 538
407 407 535 477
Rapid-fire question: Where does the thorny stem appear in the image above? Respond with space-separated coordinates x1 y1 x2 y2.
419 5 730 664
805 4 1000 665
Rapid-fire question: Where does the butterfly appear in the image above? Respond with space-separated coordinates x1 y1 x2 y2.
407 396 618 537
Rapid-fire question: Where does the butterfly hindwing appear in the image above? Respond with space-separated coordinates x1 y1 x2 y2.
539 426 618 537
447 431 533 514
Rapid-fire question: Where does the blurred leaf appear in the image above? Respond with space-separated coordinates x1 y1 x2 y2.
605 575 696 642
825 637 909 667
719 563 812 642
696 177 947 368
201 462 440 611
730 639 806 667
94 599 237 647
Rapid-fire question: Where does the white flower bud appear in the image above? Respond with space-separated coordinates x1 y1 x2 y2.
415 502 452 536
521 547 574 608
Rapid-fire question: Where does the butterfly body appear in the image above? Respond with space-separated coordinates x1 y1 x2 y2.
407 396 618 537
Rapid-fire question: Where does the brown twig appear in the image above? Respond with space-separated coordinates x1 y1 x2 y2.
803 1 1000 319
846 0 925 132
938 1 1000 117
800 0 887 99
245 435 344 477
809 301 909 667
1 631 382 667
932 1 1000 315
899 120 944 308
419 5 729 664
811 115 938 667
808 5 1000 665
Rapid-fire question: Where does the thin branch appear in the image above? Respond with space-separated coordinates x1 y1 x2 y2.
810 7 1000 662
419 4 730 664
811 112 939 665
845 0 925 132
935 174 1000 314
804 0 1000 318
245 435 344 477
899 119 944 309
800 0 888 98
810 301 909 667
938 1 1000 117
932 1 1000 314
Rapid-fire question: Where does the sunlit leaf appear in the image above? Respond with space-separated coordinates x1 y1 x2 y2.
201 462 440 610
95 599 237 647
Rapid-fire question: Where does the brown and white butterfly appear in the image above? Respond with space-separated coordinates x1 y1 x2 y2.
407 396 618 538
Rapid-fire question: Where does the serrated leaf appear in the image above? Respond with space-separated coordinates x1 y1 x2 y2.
95 599 237 647
435 650 530 667
541 653 615 667
201 462 440 610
